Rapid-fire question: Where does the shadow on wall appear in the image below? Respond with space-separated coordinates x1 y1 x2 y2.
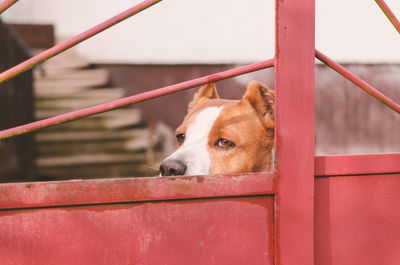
0 20 35 182
102 63 400 155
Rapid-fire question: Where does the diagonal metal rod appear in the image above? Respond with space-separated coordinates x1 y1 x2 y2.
0 0 19 14
315 49 400 115
0 59 274 140
0 0 162 84
375 0 400 34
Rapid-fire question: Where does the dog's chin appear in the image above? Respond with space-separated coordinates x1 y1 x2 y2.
158 169 209 177
184 170 208 177
182 165 210 176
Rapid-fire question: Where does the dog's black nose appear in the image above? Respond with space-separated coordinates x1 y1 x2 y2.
159 159 186 176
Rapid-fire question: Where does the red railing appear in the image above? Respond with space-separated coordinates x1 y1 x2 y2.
0 0 19 14
376 0 400 34
0 0 398 140
315 50 400 114
0 0 161 83
0 59 274 139
0 1 399 265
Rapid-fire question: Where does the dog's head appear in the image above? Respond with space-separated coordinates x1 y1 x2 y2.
159 81 275 176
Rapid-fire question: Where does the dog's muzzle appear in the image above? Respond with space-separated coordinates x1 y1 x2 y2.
159 159 187 176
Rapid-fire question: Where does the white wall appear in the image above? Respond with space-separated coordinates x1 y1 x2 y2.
317 0 400 63
2 0 400 64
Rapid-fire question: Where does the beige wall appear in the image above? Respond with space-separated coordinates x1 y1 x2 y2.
3 0 400 64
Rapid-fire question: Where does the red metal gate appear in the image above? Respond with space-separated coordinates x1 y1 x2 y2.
0 0 399 264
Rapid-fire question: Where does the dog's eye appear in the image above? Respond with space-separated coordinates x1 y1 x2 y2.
215 138 235 149
176 133 185 145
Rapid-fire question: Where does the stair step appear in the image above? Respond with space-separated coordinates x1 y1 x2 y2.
34 69 109 91
36 153 157 180
30 49 167 180
36 161 157 180
37 68 108 81
35 86 90 97
35 91 123 110
35 49 90 76
36 128 148 142
35 87 125 99
37 153 148 167
36 129 151 156
35 109 142 131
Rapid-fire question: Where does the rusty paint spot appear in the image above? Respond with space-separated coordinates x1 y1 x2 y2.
196 176 205 183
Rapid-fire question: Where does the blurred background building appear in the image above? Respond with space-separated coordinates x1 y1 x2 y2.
1 0 399 182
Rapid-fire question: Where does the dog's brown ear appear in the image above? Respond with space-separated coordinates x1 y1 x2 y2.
242 81 275 129
188 83 219 112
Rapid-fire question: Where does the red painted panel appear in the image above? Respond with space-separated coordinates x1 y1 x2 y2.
0 196 274 265
0 173 275 210
315 153 400 176
315 174 400 265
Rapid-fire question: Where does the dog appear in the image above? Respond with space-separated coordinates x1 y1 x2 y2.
159 81 275 176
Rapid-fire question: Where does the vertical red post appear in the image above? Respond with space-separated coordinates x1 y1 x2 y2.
274 0 315 264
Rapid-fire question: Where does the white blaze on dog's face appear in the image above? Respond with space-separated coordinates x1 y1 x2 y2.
159 81 275 176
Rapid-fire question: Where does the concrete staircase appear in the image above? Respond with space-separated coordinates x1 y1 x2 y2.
34 49 174 181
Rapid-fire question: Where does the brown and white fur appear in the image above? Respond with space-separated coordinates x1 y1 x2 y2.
159 81 275 176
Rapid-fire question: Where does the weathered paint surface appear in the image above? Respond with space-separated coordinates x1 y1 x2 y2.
274 0 315 264
0 172 275 210
0 196 274 265
0 0 399 263
315 153 400 176
315 173 400 265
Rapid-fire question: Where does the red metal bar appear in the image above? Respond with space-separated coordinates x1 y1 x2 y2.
0 172 275 210
0 59 274 140
0 0 161 84
375 0 400 34
315 49 400 114
0 0 19 14
274 0 315 264
315 153 400 177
